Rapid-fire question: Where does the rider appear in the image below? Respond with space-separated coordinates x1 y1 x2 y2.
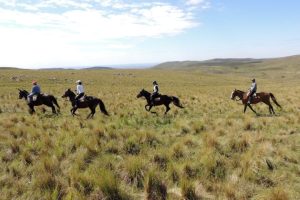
75 80 85 107
248 78 257 104
150 81 159 106
28 80 41 103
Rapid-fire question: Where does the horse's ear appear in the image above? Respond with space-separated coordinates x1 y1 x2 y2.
17 88 21 91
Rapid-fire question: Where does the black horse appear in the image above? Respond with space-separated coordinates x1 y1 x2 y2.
18 89 60 114
137 89 184 114
62 89 109 118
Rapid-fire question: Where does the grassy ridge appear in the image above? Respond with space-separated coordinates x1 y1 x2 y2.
0 67 299 199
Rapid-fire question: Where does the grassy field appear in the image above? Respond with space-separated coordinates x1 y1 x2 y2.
0 65 299 199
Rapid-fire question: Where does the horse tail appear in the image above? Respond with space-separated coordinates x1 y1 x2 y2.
50 96 60 111
171 96 184 108
270 93 282 108
98 99 109 116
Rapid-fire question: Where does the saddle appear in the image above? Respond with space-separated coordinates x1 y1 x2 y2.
79 96 86 102
79 95 93 102
246 91 256 98
154 97 161 101
153 94 161 101
27 94 41 103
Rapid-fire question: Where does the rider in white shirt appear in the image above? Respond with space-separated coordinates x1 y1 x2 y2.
248 78 257 104
75 80 85 107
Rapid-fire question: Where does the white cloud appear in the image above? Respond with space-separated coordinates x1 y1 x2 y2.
186 0 210 9
0 0 205 67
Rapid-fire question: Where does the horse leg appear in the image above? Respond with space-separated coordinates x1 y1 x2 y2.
50 104 56 114
146 105 153 112
91 107 96 118
248 104 257 115
28 104 35 114
86 106 93 119
164 105 170 115
243 104 248 113
86 113 92 119
71 107 78 116
145 104 151 111
87 107 95 119
270 104 275 115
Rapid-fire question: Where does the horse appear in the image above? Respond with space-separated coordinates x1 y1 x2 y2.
137 89 184 114
18 89 60 114
62 89 109 118
231 89 281 115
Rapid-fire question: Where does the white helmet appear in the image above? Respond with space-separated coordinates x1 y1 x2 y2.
76 80 81 84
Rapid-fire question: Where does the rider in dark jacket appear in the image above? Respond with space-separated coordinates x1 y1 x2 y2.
28 80 41 103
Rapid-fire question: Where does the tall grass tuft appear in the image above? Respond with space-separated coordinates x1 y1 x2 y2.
181 180 199 200
146 172 167 200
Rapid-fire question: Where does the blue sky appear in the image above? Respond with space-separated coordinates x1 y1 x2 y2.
0 0 299 68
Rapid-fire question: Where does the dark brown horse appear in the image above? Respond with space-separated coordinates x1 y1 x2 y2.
137 89 184 114
62 89 108 118
18 89 60 114
231 89 281 115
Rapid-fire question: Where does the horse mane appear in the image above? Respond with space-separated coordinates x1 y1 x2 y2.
21 89 29 94
142 89 151 95
236 89 245 93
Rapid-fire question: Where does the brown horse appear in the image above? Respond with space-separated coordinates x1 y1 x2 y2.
231 89 281 115
137 89 184 114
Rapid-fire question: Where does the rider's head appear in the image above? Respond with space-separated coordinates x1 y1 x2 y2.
76 80 82 85
153 81 158 85
32 80 37 85
252 78 255 82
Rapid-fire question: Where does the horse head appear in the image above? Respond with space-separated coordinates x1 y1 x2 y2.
18 89 28 99
137 89 149 98
230 89 237 100
62 88 74 98
231 89 243 101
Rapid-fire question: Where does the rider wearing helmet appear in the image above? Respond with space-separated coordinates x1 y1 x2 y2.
150 81 159 106
28 80 41 103
75 80 85 107
248 78 257 104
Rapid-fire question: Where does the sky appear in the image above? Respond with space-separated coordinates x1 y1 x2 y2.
0 0 300 68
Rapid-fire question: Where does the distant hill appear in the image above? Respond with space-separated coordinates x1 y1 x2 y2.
0 67 23 70
153 55 300 71
83 66 113 70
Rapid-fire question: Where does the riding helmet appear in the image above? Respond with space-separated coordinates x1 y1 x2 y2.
153 81 158 85
76 80 82 84
252 78 255 82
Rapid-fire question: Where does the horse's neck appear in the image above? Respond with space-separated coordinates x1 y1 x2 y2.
22 91 29 99
236 90 245 98
68 93 76 102
144 91 151 99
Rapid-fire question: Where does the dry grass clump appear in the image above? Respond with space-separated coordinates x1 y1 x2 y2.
123 156 145 189
181 180 199 200
146 172 167 200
